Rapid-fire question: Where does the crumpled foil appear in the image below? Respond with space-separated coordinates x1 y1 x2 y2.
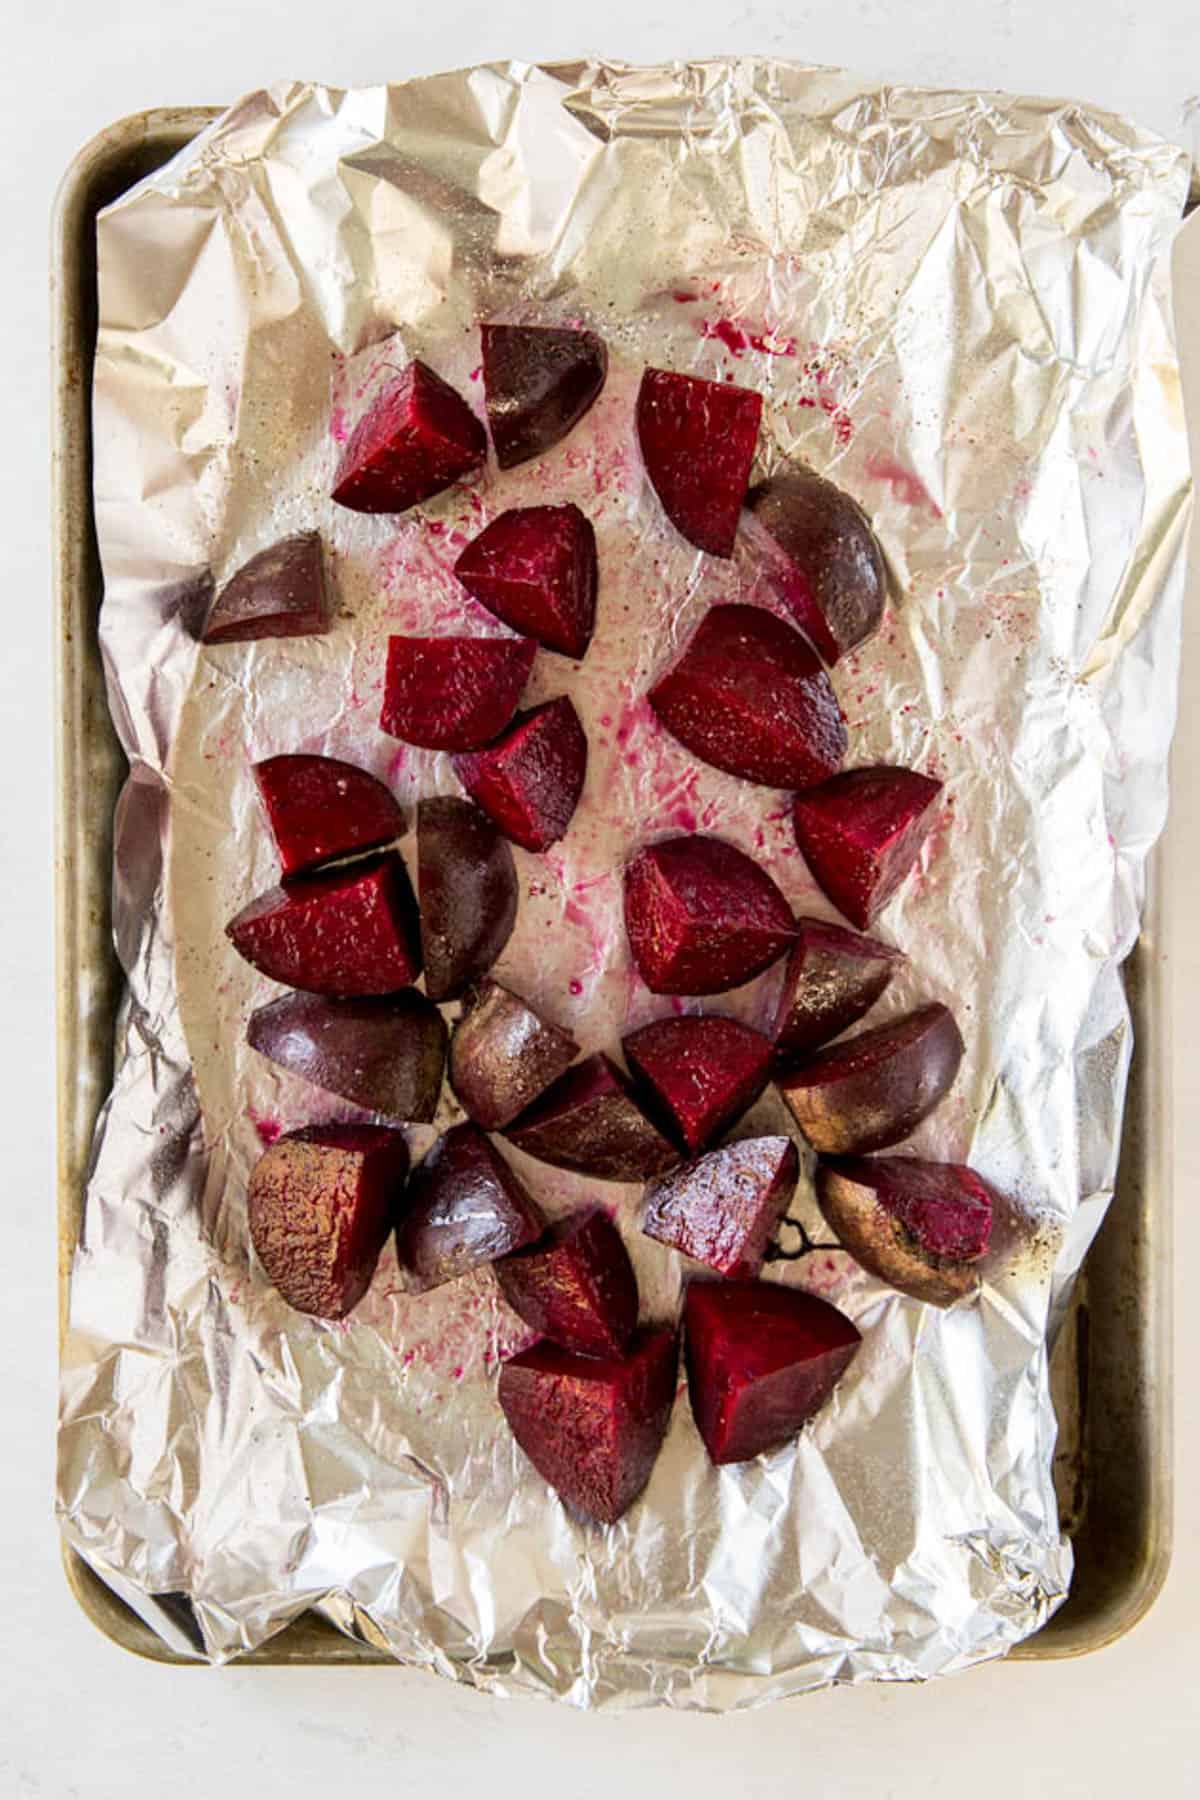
59 60 1193 1706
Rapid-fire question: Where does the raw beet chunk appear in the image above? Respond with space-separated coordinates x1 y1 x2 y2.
396 1123 542 1290
227 853 421 995
417 797 517 1002
332 360 485 514
643 1136 799 1278
248 1123 409 1319
817 1155 994 1306
380 634 536 751
499 1326 678 1523
495 1209 638 1357
648 604 846 788
482 323 608 469
505 1053 678 1182
624 834 797 995
454 503 597 658
254 753 407 877
792 767 943 930
622 1014 772 1151
637 367 762 557
777 1003 964 1154
247 990 446 1119
201 531 329 645
449 979 579 1130
772 918 903 1058
745 468 887 664
453 696 587 852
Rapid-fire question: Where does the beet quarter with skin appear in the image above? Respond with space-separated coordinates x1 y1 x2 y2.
332 360 486 514
792 767 943 930
254 754 407 877
380 634 536 751
247 990 446 1120
777 1004 964 1154
642 1136 799 1278
817 1155 995 1306
624 834 797 995
201 531 329 645
636 368 763 557
772 919 903 1058
505 1053 679 1182
417 797 517 1002
454 504 597 659
396 1123 542 1291
622 1014 773 1151
449 980 580 1130
495 1210 639 1357
745 467 887 665
453 696 587 853
226 853 421 995
482 324 608 469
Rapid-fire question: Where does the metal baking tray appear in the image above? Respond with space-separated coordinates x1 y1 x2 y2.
52 105 1176 1670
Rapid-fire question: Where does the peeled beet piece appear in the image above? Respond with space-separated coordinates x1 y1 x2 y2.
745 468 887 665
624 834 797 996
396 1123 542 1290
417 797 517 1002
499 1326 678 1523
380 634 536 751
792 767 943 930
247 989 446 1119
453 697 587 853
495 1209 638 1357
227 852 421 996
685 1279 861 1465
449 979 579 1130
248 1123 409 1319
505 1053 678 1182
643 1136 799 1278
648 603 846 789
772 918 903 1059
254 754 406 877
622 1014 772 1151
454 504 597 658
777 1003 964 1154
482 323 608 469
332 360 486 514
636 367 763 557
201 531 329 645
817 1155 995 1307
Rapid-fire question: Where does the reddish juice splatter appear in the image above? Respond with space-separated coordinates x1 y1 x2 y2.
248 1109 282 1145
700 317 798 358
865 452 942 517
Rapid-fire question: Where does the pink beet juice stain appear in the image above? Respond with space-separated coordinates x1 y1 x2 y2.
248 1109 282 1145
700 317 798 358
865 452 942 518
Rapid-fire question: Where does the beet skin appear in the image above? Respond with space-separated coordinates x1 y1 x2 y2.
396 1123 542 1291
482 324 608 469
449 979 579 1130
777 1003 964 1154
817 1155 995 1306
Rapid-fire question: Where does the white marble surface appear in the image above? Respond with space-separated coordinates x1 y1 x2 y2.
5 7 1200 1794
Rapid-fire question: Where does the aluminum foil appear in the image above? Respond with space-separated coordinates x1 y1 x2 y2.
59 60 1193 1706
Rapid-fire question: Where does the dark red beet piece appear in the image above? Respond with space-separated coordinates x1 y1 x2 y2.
792 767 943 930
482 323 608 469
417 797 517 1002
624 834 797 995
745 468 887 665
777 1003 964 1154
499 1326 678 1523
332 360 486 514
254 753 407 877
685 1279 861 1464
772 918 903 1058
622 1014 773 1151
453 696 587 853
201 531 329 645
648 604 846 789
495 1209 639 1357
248 1123 409 1319
396 1123 542 1291
449 979 579 1130
380 634 536 751
505 1053 678 1182
226 852 421 996
817 1155 995 1307
643 1136 798 1279
247 990 446 1120
636 367 763 557
454 504 597 659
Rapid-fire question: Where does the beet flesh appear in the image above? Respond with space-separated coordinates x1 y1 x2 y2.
332 360 486 514
636 368 762 557
380 634 535 751
226 853 421 995
396 1123 542 1290
792 766 942 930
201 531 329 645
622 1014 772 1151
482 324 608 469
777 1003 964 1154
624 834 797 995
448 979 579 1130
417 797 518 1002
246 989 446 1119
254 753 406 877
643 1136 799 1279
453 696 587 853
772 918 903 1058
495 1209 639 1357
745 468 887 665
454 503 597 659
505 1053 678 1182
817 1155 995 1306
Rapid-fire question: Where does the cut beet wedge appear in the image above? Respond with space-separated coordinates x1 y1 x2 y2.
332 360 486 514
495 1209 638 1358
499 1326 678 1523
227 853 421 996
201 531 330 645
648 604 846 788
624 834 797 995
482 323 608 469
449 979 579 1130
622 1014 772 1152
247 990 446 1120
745 468 887 665
636 368 763 557
505 1053 678 1182
772 918 903 1058
685 1279 861 1465
396 1123 542 1291
254 753 407 878
453 697 587 853
777 1004 964 1154
417 797 517 1002
454 504 597 658
248 1123 410 1320
817 1155 995 1307
792 767 943 930
380 634 535 751
642 1136 799 1278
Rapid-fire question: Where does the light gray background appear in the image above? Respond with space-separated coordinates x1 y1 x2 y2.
5 6 1199 1796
